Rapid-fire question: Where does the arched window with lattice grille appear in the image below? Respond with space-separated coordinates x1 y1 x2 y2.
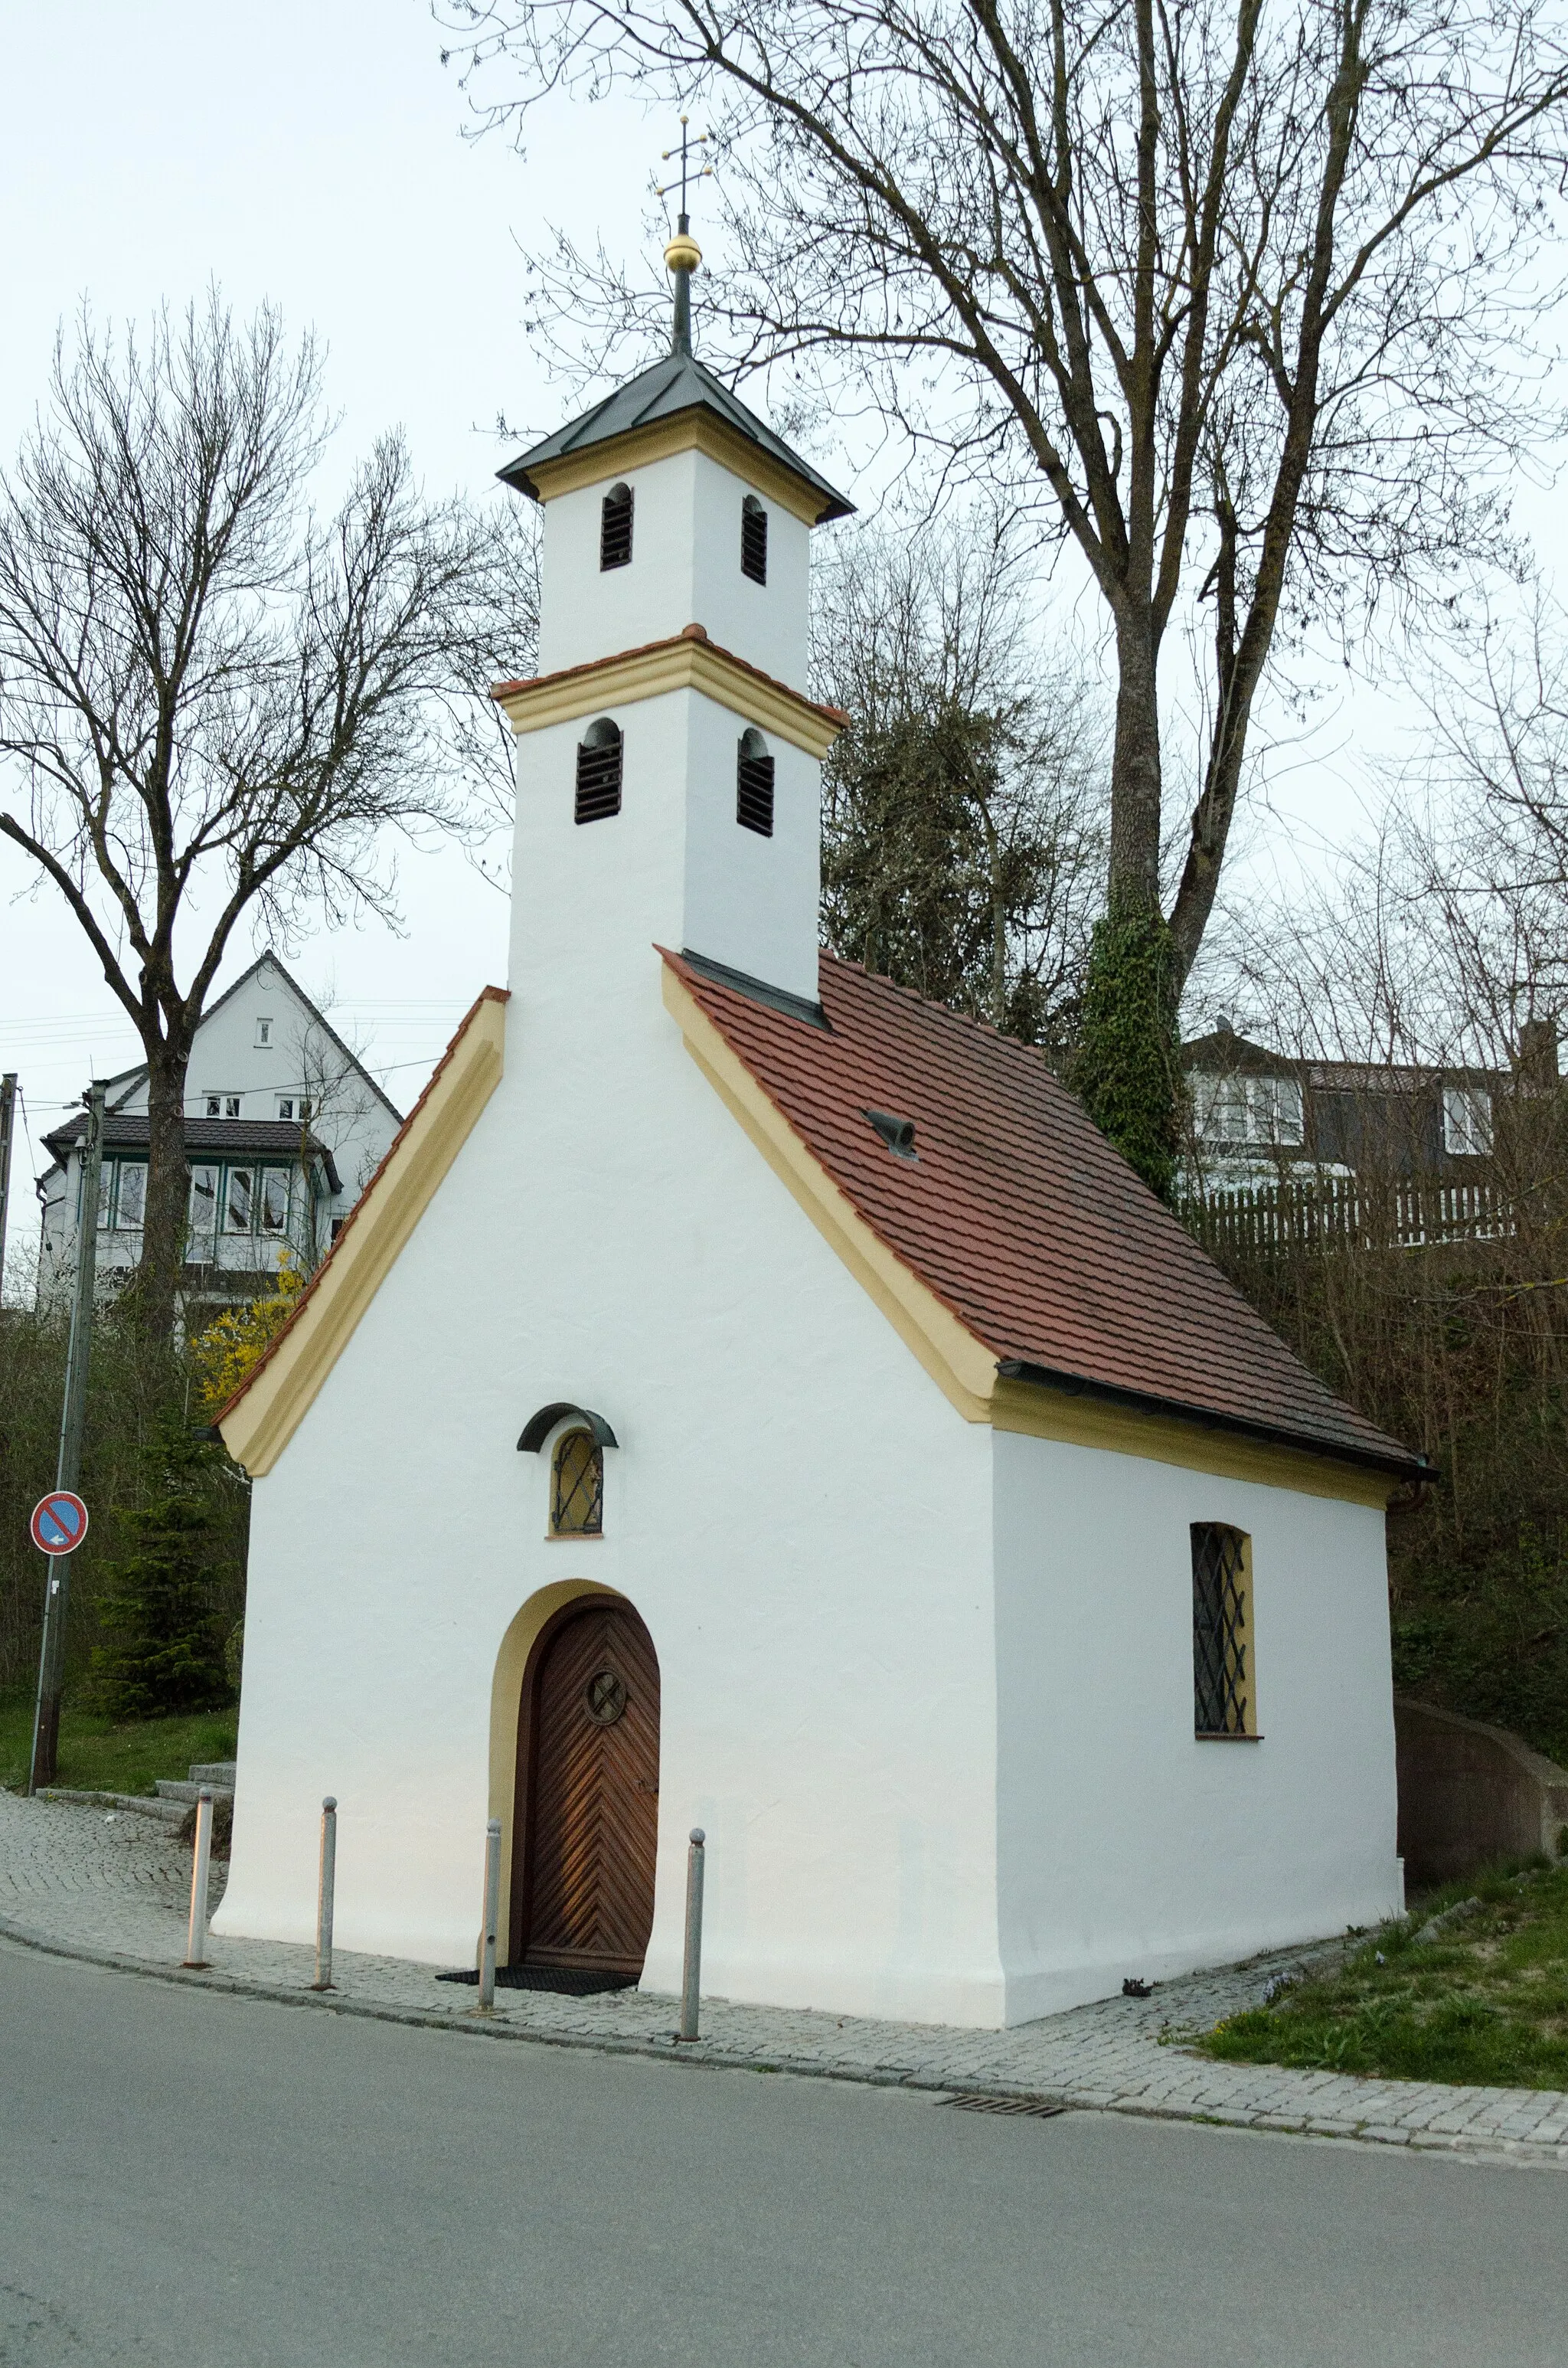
551 1430 604 1536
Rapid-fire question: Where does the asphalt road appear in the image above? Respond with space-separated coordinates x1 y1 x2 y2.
1 1938 1563 2367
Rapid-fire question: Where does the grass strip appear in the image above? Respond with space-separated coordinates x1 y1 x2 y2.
0 1697 237 1797
1198 1858 1568 2090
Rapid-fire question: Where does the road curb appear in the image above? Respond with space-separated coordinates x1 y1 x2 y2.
2 1906 1564 2172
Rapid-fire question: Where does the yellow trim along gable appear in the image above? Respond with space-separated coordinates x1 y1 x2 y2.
524 410 834 527
662 963 1399 1509
218 989 509 1479
494 632 845 761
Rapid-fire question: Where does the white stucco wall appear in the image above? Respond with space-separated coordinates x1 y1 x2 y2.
992 1429 1402 2020
217 960 1005 2024
536 446 812 687
513 688 821 1008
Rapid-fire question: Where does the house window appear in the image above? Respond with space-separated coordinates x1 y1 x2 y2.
224 1168 254 1235
204 1095 220 1118
1192 1072 1302 1148
737 728 775 837
255 1016 274 1048
278 1097 296 1121
259 1169 290 1235
1443 1086 1492 1157
114 1161 147 1232
1192 1523 1256 1738
599 482 633 571
551 1429 604 1536
225 1095 240 1119
741 496 768 584
575 719 623 823
188 1165 219 1241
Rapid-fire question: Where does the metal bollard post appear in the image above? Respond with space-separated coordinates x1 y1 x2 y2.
183 1790 214 1969
678 1827 706 2042
476 1818 501 2013
312 1797 338 1990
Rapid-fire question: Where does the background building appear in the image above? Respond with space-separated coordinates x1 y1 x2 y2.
37 953 401 1318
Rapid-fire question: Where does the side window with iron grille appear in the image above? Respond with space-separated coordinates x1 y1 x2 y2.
1191 1523 1256 1737
736 728 775 837
551 1430 604 1536
599 482 633 571
575 718 623 823
741 495 768 584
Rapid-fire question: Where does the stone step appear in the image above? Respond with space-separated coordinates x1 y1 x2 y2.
188 1761 237 1787
154 1778 235 1805
39 1788 189 1827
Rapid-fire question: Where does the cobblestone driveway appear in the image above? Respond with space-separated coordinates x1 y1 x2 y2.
3 1790 1564 2168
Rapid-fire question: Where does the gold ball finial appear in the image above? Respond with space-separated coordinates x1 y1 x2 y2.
665 229 702 276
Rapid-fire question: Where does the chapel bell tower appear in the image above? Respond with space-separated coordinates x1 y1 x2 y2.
494 204 853 1012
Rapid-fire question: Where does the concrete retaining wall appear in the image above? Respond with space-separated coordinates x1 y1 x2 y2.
1394 1696 1568 1889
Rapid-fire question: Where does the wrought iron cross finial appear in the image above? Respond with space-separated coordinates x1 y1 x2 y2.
656 114 712 225
658 115 710 356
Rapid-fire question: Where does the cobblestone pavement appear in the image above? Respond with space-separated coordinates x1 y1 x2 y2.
4 1789 1565 2169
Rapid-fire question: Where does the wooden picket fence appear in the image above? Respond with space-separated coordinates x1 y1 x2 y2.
1182 1173 1511 1259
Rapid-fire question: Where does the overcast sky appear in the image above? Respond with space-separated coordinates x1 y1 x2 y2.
0 0 662 1155
3 0 1565 1191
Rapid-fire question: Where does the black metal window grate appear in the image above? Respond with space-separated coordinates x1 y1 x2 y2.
552 1430 604 1535
576 724 623 823
737 736 775 836
600 482 633 571
1192 1523 1250 1735
741 496 768 584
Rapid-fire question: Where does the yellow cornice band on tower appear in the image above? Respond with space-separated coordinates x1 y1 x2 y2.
660 963 1398 1509
524 408 836 526
495 633 846 760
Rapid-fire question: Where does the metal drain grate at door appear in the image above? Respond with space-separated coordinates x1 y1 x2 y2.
940 2092 1068 2118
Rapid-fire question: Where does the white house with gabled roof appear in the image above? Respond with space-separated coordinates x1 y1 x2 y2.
210 226 1419 2030
37 953 401 1313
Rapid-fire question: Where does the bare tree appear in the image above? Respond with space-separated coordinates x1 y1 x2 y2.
814 506 1106 1042
445 0 1568 1129
0 294 529 1337
1201 597 1568 1072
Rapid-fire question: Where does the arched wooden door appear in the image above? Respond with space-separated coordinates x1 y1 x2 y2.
511 1600 660 1976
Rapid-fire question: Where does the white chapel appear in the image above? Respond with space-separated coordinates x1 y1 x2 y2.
213 224 1420 2028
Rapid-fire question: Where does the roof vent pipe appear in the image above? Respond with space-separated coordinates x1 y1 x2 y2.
864 1109 918 1161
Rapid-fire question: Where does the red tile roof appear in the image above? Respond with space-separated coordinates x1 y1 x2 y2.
665 950 1420 1477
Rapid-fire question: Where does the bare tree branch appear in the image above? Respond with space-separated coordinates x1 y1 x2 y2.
0 292 531 1335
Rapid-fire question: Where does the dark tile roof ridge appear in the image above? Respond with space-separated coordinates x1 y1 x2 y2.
217 987 509 1424
498 350 854 519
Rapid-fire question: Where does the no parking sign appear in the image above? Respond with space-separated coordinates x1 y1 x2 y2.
30 1492 89 1555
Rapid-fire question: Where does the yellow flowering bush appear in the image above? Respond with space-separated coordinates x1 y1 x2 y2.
191 1260 307 1416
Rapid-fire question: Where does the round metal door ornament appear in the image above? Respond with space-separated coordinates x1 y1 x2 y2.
585 1668 628 1726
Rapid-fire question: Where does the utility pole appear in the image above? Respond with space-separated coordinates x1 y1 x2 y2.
27 1081 107 1794
0 1073 17 1306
